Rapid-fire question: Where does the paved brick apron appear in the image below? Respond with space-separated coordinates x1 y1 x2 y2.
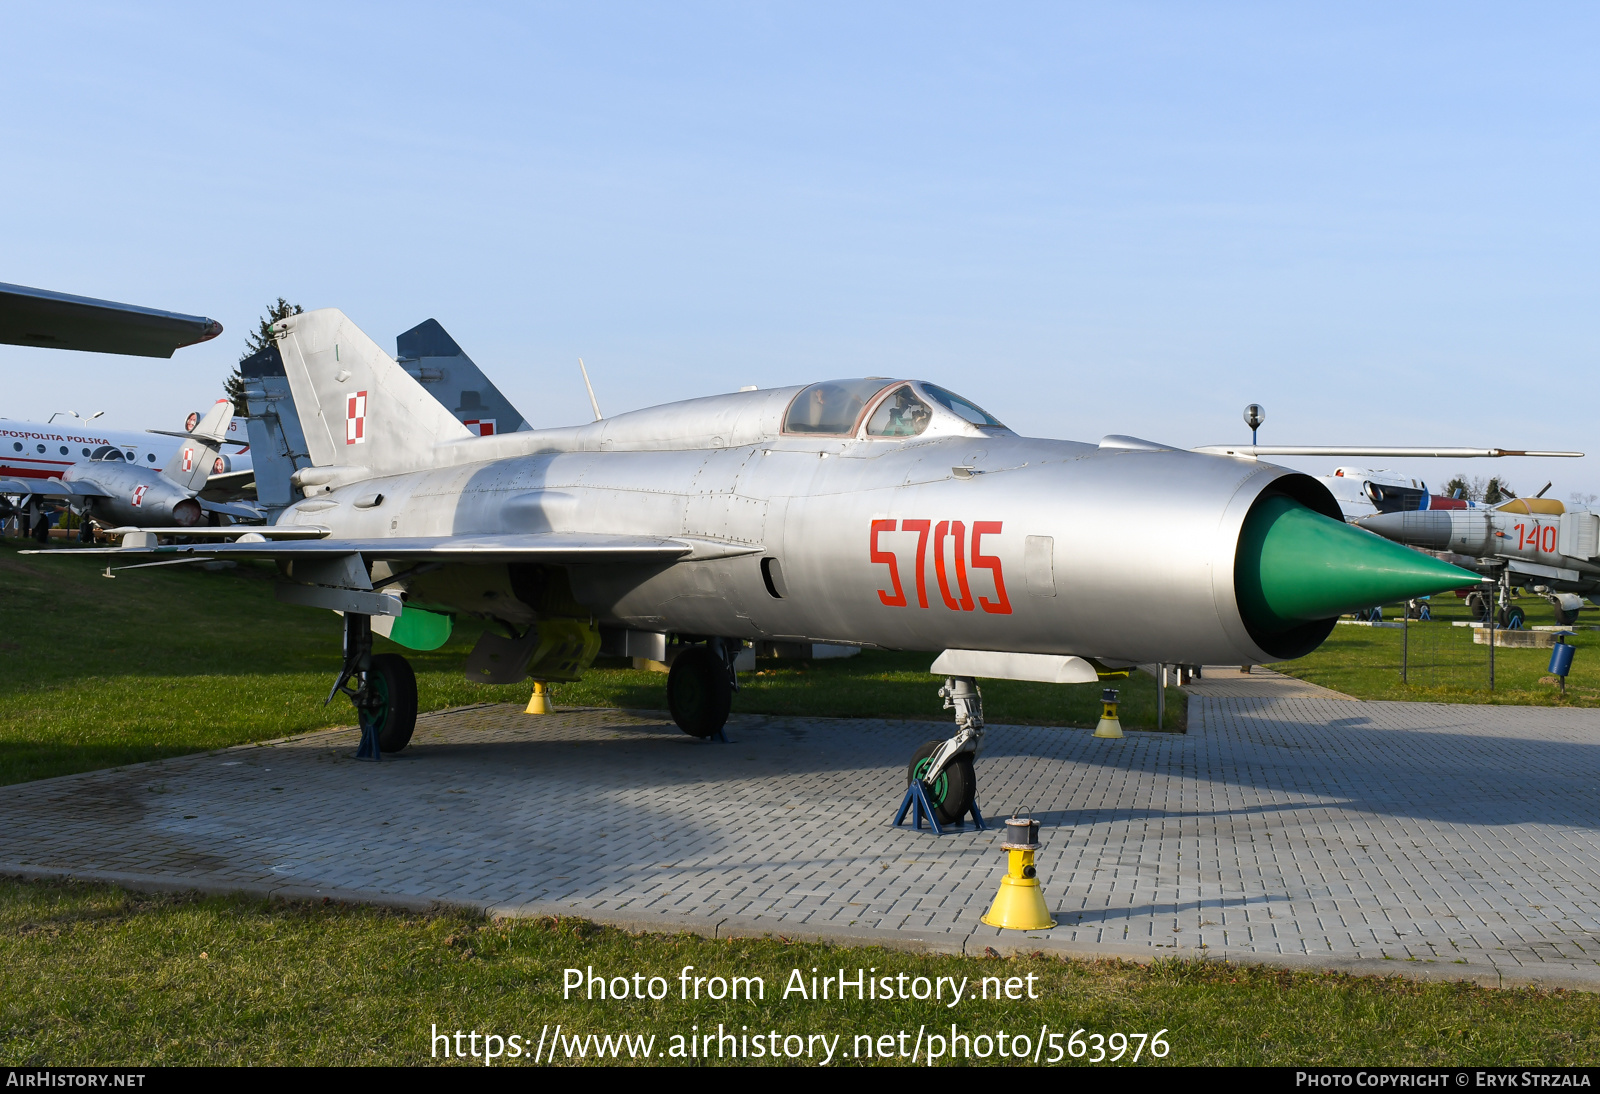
3 672 1598 989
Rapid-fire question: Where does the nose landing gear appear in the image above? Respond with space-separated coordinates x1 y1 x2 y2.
895 676 986 830
328 613 418 759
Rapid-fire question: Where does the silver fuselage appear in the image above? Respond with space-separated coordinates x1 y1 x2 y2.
62 461 203 527
276 387 1321 666
1359 506 1600 595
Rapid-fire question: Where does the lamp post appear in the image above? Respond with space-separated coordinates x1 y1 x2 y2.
1243 403 1264 446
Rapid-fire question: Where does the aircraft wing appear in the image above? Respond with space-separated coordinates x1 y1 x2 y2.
1194 445 1584 458
196 499 265 522
0 477 106 498
201 468 256 490
0 282 223 359
39 532 703 564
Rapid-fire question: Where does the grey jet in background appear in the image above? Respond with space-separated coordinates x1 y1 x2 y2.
1360 497 1600 626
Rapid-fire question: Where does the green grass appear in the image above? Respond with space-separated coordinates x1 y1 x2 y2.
2 878 1595 1066
0 541 1182 786
1273 592 1600 706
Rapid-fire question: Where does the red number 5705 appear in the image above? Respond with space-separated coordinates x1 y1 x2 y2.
870 519 1011 615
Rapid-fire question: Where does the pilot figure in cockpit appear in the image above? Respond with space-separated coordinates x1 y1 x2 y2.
879 388 931 436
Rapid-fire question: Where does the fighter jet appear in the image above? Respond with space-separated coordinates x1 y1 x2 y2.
396 319 530 435
1 400 259 540
1311 467 1442 522
1358 496 1600 626
44 309 1492 823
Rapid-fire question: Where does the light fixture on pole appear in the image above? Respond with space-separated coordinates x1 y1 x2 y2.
1243 403 1265 446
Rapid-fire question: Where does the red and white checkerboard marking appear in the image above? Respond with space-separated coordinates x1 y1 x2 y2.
346 391 367 445
181 447 194 472
463 418 496 436
131 484 147 507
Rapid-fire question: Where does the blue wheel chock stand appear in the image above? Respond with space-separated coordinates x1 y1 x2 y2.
893 780 986 835
355 720 382 761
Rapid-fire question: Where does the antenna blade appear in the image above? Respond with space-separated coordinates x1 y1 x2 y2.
579 358 602 421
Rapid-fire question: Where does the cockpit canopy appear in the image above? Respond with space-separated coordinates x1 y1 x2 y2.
783 379 895 434
782 379 1005 437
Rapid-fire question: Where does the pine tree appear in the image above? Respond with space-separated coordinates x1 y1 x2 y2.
223 298 304 415
1484 476 1515 504
1443 474 1472 500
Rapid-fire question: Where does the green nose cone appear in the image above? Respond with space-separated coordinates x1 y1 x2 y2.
1236 494 1481 633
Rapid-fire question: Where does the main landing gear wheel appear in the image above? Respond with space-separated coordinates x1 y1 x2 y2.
667 645 732 738
1466 592 1490 621
908 740 976 826
1553 603 1579 627
361 653 418 753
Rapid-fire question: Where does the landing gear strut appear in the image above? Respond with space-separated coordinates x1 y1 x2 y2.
326 613 417 759
29 498 48 545
898 676 985 827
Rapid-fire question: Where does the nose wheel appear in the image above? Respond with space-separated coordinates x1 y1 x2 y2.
894 675 987 831
907 740 976 824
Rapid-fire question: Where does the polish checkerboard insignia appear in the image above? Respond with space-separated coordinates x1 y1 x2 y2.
346 391 368 445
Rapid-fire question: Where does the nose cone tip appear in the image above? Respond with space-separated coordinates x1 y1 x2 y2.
1238 495 1479 634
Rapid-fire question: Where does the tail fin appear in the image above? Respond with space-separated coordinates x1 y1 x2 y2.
273 308 472 473
161 399 233 490
239 343 314 511
396 318 531 434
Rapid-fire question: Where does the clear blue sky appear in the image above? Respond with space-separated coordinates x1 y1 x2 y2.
3 3 1595 495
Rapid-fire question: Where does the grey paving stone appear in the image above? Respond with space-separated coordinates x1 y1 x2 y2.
2 685 1600 988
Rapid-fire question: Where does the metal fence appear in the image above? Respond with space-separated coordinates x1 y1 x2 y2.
1398 612 1495 691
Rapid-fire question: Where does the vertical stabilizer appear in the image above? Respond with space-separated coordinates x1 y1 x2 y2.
273 309 472 472
161 399 233 490
396 318 531 434
240 343 313 510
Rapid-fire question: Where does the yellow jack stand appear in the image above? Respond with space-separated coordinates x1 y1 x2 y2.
1093 687 1123 739
525 681 552 715
982 817 1056 930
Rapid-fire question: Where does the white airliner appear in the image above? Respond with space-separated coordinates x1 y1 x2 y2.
0 412 251 485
